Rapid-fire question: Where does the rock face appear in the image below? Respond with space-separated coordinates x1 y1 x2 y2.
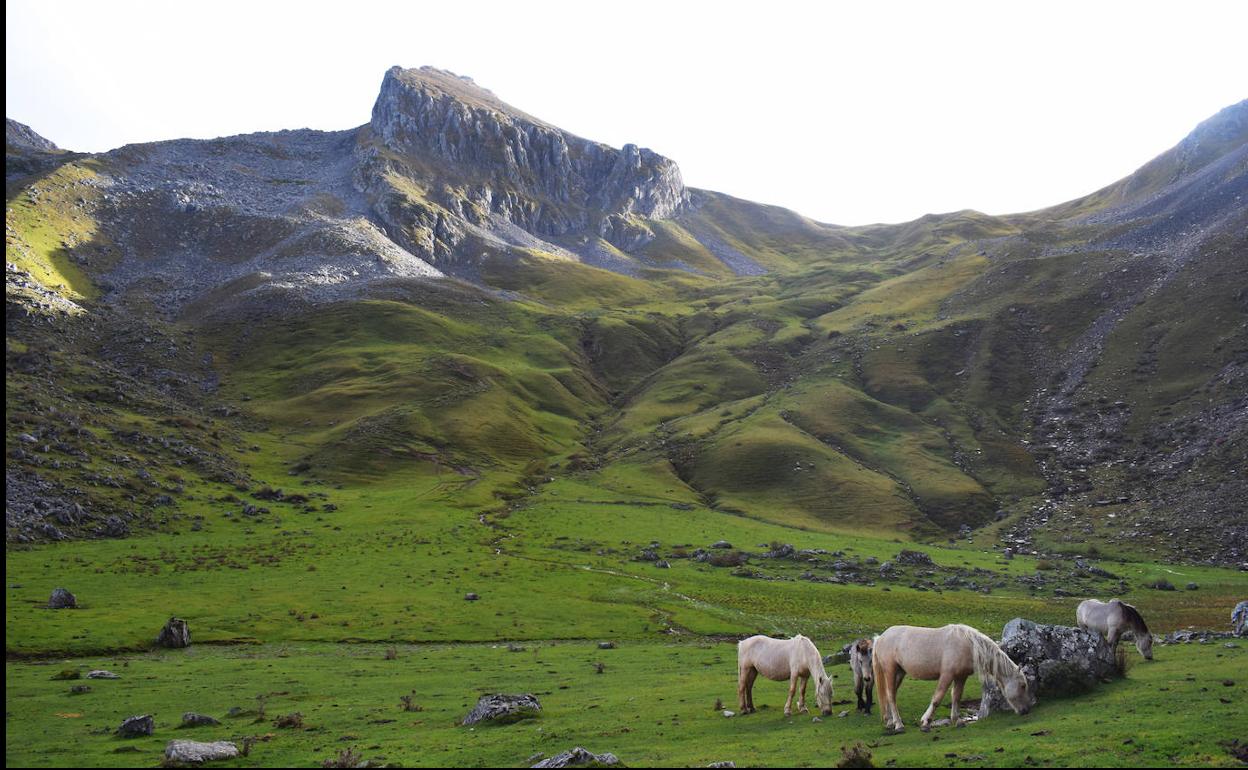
531 746 622 768
47 587 77 609
369 66 687 254
6 118 59 152
117 714 155 738
157 617 192 648
462 693 542 726
164 739 239 763
979 618 1118 716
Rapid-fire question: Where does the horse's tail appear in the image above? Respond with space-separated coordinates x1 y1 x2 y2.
963 625 1019 689
1120 602 1150 635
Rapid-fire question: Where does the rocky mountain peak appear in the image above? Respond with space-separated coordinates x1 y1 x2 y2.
368 66 688 233
6 118 59 152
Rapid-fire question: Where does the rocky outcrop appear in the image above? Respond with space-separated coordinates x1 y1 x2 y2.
6 118 59 152
532 747 622 768
47 587 77 609
117 714 154 738
367 66 687 252
157 617 192 648
979 618 1118 716
461 693 542 725
164 739 239 763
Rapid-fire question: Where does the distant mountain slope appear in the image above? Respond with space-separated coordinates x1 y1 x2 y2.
6 72 1245 563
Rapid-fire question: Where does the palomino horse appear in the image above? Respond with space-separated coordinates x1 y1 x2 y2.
737 634 834 717
1076 598 1153 660
850 638 874 714
872 624 1034 733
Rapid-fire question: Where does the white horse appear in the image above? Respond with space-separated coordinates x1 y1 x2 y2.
1076 598 1153 660
737 634 834 717
872 624 1034 733
850 637 874 714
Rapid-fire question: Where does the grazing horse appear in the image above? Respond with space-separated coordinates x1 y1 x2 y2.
737 634 834 717
1076 598 1153 660
850 638 874 714
872 624 1034 733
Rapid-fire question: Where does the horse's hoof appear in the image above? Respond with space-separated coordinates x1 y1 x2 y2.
919 723 931 733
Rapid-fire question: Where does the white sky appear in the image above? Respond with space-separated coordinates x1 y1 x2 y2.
6 1 1246 225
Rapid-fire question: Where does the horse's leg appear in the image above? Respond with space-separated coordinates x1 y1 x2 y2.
920 672 953 731
798 674 809 714
739 667 757 714
950 676 965 726
1107 626 1121 647
854 670 865 712
784 675 797 717
865 673 874 714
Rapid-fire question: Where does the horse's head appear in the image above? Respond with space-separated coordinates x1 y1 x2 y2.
815 674 834 716
1003 671 1036 716
856 639 874 682
1137 633 1154 660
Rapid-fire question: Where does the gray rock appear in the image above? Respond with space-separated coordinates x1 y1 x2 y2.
980 619 1117 717
1233 600 1247 637
598 641 616 650
707 763 736 768
48 587 77 609
180 712 221 727
895 549 934 566
87 669 120 679
532 746 622 767
710 540 732 549
164 739 239 763
157 617 191 648
117 714 154 738
462 693 541 725
464 592 480 601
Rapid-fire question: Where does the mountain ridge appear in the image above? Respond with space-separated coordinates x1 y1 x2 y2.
6 69 1246 564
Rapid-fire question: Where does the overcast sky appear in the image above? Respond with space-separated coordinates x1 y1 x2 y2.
7 1 1246 225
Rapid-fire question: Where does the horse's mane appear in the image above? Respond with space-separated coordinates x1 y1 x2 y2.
1119 601 1150 635
955 624 1021 689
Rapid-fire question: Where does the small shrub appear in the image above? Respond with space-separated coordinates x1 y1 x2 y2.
1035 559 1056 571
399 693 423 712
274 711 303 729
384 646 398 660
838 742 875 768
51 669 81 680
1146 578 1176 591
707 550 748 568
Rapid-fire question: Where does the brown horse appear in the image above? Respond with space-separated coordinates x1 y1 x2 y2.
873 624 1034 732
736 634 834 717
1076 598 1153 660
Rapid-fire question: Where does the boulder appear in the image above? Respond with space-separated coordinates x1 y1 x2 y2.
1233 600 1248 637
710 540 732 549
979 619 1117 717
157 617 191 648
895 549 934 566
118 714 155 738
48 587 78 609
462 693 542 725
164 740 239 763
180 712 221 727
532 747 622 767
86 669 120 679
